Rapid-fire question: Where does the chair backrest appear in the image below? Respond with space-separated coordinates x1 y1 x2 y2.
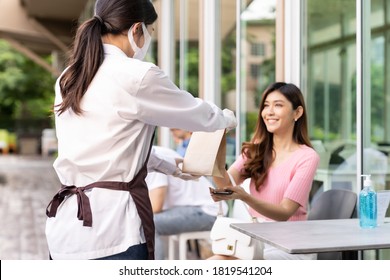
308 189 357 260
308 189 357 220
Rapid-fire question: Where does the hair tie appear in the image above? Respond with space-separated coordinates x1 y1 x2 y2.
94 15 104 25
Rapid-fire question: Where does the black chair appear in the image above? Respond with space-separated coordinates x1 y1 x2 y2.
308 189 357 260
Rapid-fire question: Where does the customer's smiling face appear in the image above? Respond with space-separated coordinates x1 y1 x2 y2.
261 90 297 136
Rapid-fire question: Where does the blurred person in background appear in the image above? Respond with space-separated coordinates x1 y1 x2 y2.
170 129 192 157
146 145 227 259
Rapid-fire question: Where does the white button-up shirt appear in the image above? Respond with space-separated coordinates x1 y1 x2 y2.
46 44 234 259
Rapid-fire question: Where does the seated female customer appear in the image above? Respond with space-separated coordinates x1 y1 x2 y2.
209 82 320 260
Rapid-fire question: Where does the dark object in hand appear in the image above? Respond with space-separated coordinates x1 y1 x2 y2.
212 189 233 195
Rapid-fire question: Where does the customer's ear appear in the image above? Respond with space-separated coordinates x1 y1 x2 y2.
294 106 303 120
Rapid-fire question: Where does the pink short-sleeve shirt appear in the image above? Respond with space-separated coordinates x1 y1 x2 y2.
231 145 320 221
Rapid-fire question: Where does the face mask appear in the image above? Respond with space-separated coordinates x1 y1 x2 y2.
128 22 151 60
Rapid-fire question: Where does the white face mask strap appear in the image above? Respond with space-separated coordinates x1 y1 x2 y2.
128 24 139 50
128 22 151 60
140 23 151 44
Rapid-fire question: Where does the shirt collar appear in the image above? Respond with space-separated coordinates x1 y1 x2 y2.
103 44 128 58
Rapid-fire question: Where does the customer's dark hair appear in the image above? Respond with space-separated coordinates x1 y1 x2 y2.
241 82 312 191
56 0 157 115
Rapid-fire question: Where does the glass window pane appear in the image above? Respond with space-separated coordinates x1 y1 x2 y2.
176 0 199 97
303 0 357 199
238 0 276 147
306 0 356 45
365 0 390 260
303 0 390 260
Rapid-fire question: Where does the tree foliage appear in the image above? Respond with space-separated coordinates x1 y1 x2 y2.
0 40 55 124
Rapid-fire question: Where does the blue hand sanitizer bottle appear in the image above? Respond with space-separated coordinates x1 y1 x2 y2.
359 174 377 228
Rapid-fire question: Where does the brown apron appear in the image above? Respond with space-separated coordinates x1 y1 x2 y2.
46 137 155 260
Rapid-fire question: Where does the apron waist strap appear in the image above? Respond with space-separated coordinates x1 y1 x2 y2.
46 181 129 227
46 180 155 259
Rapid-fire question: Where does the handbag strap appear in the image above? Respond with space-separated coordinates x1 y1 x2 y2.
218 200 224 217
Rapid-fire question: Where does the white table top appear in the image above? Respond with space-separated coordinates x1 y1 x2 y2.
230 219 390 254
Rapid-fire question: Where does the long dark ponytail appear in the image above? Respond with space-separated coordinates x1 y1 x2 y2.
56 0 157 115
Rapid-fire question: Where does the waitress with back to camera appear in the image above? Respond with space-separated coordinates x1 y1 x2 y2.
45 0 236 260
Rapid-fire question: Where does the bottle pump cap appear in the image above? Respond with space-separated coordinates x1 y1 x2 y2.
361 174 372 187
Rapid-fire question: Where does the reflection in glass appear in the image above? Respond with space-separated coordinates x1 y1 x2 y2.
238 0 276 146
303 0 357 196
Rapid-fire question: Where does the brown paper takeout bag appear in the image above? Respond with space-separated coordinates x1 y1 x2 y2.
182 129 226 178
